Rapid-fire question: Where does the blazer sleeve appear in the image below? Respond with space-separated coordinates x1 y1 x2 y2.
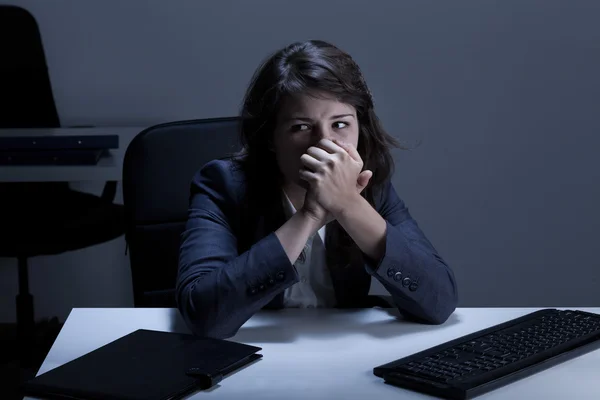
176 160 298 338
366 181 458 324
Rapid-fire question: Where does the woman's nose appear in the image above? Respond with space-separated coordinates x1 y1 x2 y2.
313 124 332 141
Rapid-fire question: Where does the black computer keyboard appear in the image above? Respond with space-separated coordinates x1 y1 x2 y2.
373 308 600 399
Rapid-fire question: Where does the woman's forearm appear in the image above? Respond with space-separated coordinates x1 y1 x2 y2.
334 194 387 261
275 210 322 264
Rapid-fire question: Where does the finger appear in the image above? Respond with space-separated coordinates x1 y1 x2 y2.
315 138 345 155
333 139 362 162
357 170 373 192
298 168 319 183
306 146 331 161
299 153 322 172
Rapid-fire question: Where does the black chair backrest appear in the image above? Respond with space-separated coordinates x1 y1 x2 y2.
0 5 60 128
122 117 242 307
0 6 67 195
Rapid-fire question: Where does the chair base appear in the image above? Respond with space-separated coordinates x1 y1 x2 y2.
13 256 62 368
16 291 34 366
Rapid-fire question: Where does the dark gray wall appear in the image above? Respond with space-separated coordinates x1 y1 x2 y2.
0 0 598 322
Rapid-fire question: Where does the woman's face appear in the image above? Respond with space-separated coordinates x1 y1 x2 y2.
272 91 359 188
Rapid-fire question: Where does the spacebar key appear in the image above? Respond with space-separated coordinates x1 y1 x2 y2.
395 367 446 382
385 370 451 390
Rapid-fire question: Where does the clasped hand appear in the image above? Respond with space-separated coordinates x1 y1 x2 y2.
299 139 372 225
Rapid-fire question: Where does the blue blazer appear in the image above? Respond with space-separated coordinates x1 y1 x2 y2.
177 158 458 338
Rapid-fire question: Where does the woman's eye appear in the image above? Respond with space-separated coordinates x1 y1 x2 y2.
333 121 348 129
291 124 310 132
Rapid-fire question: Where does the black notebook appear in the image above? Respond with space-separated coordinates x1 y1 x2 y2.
23 329 263 400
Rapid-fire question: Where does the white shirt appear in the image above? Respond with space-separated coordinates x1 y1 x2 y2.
281 191 337 308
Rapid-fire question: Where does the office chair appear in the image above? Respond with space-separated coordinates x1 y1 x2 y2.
122 117 394 312
122 117 242 308
0 5 125 367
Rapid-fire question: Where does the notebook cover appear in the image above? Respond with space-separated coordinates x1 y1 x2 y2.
23 329 263 400
0 134 119 150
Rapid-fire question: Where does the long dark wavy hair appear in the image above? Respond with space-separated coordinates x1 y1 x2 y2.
237 39 402 213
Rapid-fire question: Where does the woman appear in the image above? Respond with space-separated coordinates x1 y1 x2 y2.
177 40 458 338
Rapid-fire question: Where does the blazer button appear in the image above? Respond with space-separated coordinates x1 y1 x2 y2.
409 282 419 292
276 271 285 281
393 271 402 282
248 286 258 295
402 277 411 287
267 277 275 286
259 284 265 291
387 268 396 278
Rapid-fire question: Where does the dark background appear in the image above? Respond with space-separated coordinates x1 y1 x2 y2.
0 0 598 324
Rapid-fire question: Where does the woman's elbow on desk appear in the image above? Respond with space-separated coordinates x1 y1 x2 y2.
419 271 458 325
427 286 458 325
379 256 458 325
176 276 241 339
394 282 457 326
408 264 458 325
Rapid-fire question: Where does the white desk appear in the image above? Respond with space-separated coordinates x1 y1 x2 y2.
24 307 600 399
0 127 146 182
